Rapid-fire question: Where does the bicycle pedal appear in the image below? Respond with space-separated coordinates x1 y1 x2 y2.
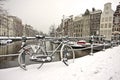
21 64 26 68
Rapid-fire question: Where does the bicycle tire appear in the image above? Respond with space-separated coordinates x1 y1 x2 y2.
60 44 75 66
18 45 45 70
18 50 27 70
35 45 49 69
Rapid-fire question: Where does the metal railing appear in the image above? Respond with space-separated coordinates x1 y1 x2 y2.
0 54 19 57
0 35 119 57
0 43 113 57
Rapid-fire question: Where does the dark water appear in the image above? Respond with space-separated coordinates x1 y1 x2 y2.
0 41 21 69
0 41 93 69
0 40 36 69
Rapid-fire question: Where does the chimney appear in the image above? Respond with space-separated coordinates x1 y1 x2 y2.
92 8 95 12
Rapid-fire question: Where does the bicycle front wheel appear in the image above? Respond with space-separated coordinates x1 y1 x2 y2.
60 44 75 66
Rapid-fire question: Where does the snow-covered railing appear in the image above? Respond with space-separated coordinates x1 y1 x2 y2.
0 43 111 57
0 54 19 57
0 35 118 57
0 36 35 40
0 35 105 40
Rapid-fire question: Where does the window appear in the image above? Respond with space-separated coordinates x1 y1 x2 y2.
105 24 107 28
119 17 120 23
106 6 109 10
115 17 119 23
102 18 104 22
105 12 109 14
109 23 111 28
0 20 1 25
109 17 112 21
105 17 108 22
101 24 103 28
100 30 103 35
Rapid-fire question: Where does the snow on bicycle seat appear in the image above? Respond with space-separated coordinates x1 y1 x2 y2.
36 35 45 39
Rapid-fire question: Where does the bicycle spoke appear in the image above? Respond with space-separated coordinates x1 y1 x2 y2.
61 44 75 66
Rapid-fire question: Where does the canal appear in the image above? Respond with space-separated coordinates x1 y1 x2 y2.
0 40 95 69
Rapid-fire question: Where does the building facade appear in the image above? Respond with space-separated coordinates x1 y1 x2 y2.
8 16 23 37
56 25 62 37
90 8 102 36
7 16 15 37
0 14 23 37
73 15 83 37
24 24 39 37
82 9 91 37
0 11 39 37
56 15 74 37
63 18 69 36
112 2 120 39
67 15 74 37
0 14 8 36
100 3 114 40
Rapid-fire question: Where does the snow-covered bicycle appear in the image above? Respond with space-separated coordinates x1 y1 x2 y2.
18 36 75 70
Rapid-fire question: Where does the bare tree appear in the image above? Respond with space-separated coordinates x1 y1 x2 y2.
0 0 6 3
0 0 7 14
49 24 56 37
0 0 6 6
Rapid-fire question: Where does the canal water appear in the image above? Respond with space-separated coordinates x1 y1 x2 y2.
0 40 93 69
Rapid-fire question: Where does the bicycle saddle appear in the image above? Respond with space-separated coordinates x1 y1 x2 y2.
36 35 45 39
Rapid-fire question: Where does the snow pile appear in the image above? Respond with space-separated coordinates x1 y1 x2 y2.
0 46 120 80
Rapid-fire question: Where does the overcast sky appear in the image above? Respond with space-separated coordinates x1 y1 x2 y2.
3 0 119 33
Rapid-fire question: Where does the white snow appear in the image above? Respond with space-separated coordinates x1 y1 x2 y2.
0 46 120 80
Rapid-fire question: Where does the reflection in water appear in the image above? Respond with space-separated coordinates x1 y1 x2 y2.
0 41 22 68
0 40 35 69
0 41 21 55
0 40 91 69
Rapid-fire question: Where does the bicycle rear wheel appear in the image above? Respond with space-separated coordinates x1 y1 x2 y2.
34 46 47 69
18 45 45 70
60 44 75 66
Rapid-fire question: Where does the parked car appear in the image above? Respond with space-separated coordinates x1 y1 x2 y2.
71 40 90 48
7 39 13 43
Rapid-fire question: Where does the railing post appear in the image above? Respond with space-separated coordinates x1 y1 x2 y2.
119 34 120 45
111 37 114 48
90 35 94 55
117 34 120 46
103 36 106 51
117 40 119 46
21 36 27 65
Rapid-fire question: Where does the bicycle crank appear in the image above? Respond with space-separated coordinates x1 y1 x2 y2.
30 55 52 62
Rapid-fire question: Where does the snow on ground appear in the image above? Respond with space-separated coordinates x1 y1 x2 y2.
0 46 120 80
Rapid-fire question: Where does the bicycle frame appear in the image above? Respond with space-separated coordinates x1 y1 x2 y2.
18 36 75 70
49 40 75 61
